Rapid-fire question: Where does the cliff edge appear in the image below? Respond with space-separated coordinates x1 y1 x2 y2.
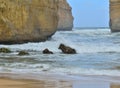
110 0 120 32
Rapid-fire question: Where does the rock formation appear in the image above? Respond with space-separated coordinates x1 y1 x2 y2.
0 0 58 44
59 44 76 54
0 47 11 53
42 48 53 54
57 0 73 31
18 51 29 56
110 0 120 32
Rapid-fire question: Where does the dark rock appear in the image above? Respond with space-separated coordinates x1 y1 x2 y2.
42 69 48 71
0 48 11 53
43 48 53 54
58 44 76 54
114 66 120 70
18 51 29 56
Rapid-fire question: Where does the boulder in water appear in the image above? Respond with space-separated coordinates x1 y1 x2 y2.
58 44 76 54
18 51 29 56
0 48 11 53
43 48 53 54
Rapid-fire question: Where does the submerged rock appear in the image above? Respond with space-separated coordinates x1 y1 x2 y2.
18 51 29 56
0 48 11 53
57 0 73 31
43 48 53 54
0 0 58 44
110 0 120 32
58 44 76 54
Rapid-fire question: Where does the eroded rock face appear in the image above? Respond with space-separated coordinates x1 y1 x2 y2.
110 0 120 32
57 0 73 31
0 0 58 44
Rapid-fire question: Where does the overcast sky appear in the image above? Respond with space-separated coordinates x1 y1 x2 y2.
67 0 109 27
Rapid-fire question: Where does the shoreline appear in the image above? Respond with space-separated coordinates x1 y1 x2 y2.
0 73 120 88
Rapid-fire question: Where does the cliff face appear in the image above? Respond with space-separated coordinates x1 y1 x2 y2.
0 0 58 44
110 0 120 32
57 0 73 31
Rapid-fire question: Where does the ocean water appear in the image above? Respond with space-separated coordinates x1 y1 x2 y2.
0 28 120 76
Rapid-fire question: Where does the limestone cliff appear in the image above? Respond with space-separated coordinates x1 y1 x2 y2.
57 0 73 31
110 0 120 32
0 0 58 44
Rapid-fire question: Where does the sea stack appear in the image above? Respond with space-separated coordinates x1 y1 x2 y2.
110 0 120 32
57 0 73 31
0 0 58 44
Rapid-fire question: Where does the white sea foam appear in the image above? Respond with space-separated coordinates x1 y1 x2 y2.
50 67 120 76
0 65 120 76
0 63 51 73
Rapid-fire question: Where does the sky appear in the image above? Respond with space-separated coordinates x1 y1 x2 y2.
67 0 109 27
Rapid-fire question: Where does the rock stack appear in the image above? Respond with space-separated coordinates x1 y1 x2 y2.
110 0 120 32
0 0 58 44
0 0 73 44
57 0 73 31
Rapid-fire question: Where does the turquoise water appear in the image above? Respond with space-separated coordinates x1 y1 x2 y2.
0 28 120 76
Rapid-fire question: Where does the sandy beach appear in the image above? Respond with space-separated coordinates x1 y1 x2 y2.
0 78 42 88
0 78 72 88
0 73 120 88
0 76 73 88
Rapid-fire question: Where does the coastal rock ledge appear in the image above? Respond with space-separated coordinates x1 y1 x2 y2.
0 0 58 44
110 0 120 32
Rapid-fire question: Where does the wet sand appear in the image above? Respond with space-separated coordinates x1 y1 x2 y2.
0 73 120 88
111 84 120 88
0 77 72 88
0 78 43 88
